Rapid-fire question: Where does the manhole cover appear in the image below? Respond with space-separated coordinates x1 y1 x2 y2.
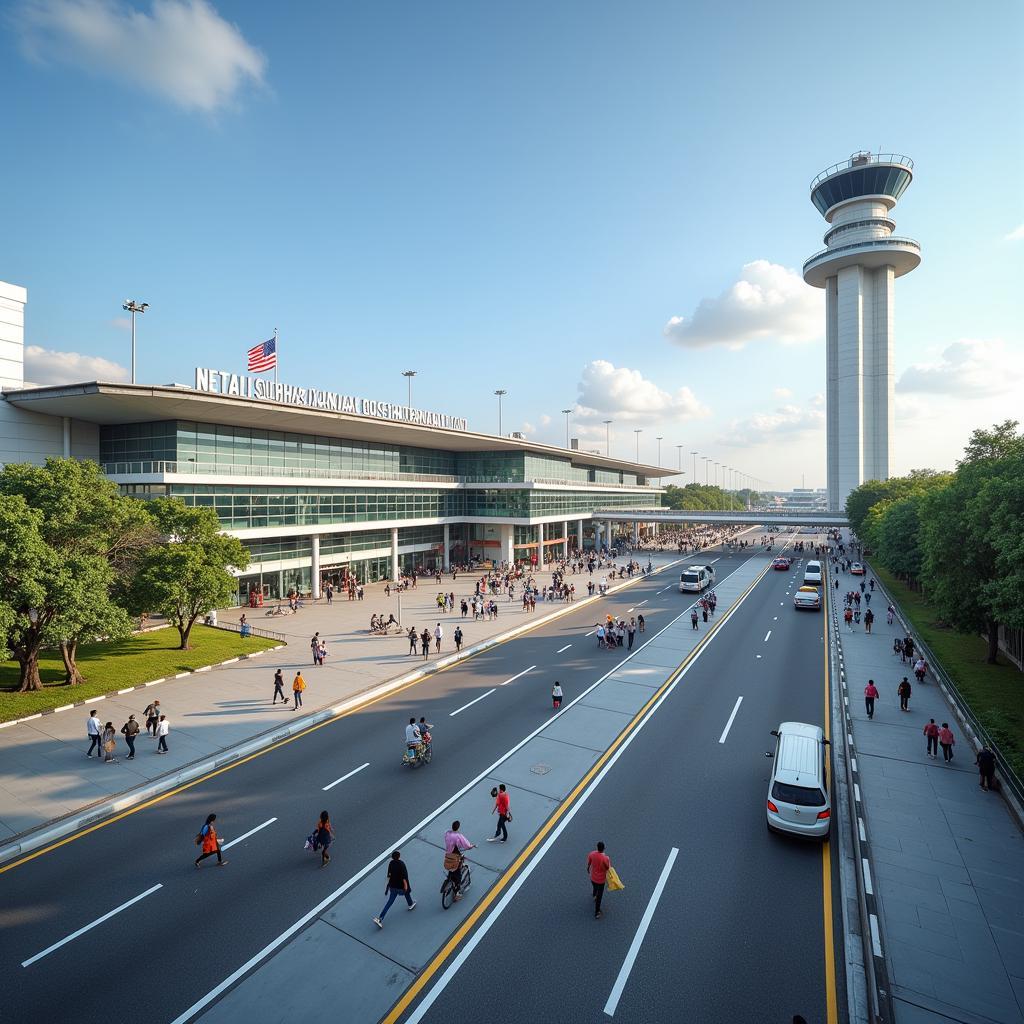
530 763 552 775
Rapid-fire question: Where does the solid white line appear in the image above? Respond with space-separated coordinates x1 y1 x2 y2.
22 884 163 967
556 645 572 654
500 665 536 687
322 763 370 791
862 857 873 895
869 914 883 957
718 696 743 744
168 556 762 1024
222 818 278 851
763 630 772 642
603 847 679 1016
449 689 496 716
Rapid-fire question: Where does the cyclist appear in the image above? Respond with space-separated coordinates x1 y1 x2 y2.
443 821 476 901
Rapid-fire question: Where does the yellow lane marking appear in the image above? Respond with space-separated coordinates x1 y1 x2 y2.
380 561 772 1024
0 556 690 875
822 577 839 1024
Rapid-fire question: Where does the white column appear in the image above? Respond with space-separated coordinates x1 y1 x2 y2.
836 264 864 509
826 275 840 509
442 523 451 571
390 527 399 580
632 520 639 545
577 520 584 551
537 521 545 567
62 417 72 457
563 520 570 559
311 534 321 599
606 520 614 549
499 523 514 564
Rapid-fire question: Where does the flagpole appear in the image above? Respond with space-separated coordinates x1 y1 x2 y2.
274 327 278 384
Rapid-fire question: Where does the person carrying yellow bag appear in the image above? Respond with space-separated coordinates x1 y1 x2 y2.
587 841 613 919
606 865 625 891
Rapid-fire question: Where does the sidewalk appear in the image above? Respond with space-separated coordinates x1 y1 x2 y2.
835 576 1024 1023
0 558 678 846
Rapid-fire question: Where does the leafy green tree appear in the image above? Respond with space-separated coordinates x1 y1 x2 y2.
129 500 250 650
0 460 154 691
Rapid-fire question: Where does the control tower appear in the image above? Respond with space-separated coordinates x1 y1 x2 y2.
803 152 920 511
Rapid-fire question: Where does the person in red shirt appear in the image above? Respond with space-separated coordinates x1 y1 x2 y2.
923 718 939 759
488 784 511 843
864 680 879 720
587 841 611 919
938 723 956 763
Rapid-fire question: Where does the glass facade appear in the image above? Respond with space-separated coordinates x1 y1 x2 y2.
811 165 912 215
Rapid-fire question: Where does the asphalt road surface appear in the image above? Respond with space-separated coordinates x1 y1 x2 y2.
406 542 845 1024
0 542 792 1024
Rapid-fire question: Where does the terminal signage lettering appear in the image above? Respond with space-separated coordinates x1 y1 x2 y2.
194 368 468 431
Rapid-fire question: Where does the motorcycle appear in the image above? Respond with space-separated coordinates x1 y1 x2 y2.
402 742 432 768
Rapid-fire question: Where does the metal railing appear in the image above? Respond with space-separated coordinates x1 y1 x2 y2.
214 621 287 642
101 461 659 489
872 563 1024 814
803 235 921 273
810 152 914 190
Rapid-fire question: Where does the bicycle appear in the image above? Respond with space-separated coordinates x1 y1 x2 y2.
440 855 472 909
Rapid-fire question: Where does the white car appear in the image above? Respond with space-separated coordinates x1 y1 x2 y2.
793 586 821 611
678 565 714 592
766 722 831 840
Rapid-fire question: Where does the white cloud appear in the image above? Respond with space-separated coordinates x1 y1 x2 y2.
15 0 266 112
24 345 129 384
664 260 822 349
1005 224 1024 241
718 402 825 447
573 359 710 425
773 387 793 399
897 339 1024 397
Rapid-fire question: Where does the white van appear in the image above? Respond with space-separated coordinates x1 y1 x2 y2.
803 560 823 586
766 722 831 839
678 566 712 592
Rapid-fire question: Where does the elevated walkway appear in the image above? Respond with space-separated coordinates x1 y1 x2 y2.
594 508 848 527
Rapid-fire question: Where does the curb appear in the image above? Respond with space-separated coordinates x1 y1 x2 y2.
0 646 288 731
0 556 688 867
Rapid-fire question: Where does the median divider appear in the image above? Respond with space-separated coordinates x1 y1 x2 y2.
0 557 688 871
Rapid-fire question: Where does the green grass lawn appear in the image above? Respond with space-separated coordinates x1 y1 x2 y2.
0 626 281 723
875 566 1024 779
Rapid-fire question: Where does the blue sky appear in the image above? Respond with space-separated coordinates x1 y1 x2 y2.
3 0 1022 487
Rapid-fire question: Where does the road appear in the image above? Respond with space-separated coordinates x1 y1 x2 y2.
404 541 845 1024
0 542 781 1024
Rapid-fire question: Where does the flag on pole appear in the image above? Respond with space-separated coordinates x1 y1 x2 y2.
247 336 277 373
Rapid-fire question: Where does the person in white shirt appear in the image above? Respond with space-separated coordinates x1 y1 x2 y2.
86 710 102 758
156 715 170 754
405 717 421 754
433 623 443 654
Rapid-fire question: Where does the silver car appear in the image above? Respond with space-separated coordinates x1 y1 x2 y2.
766 722 831 839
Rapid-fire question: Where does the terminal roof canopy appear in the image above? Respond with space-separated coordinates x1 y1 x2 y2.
3 381 674 479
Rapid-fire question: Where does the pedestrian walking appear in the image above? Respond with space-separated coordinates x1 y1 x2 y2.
317 638 327 665
587 841 611 919
156 715 170 753
373 850 415 927
938 723 955 763
408 627 418 655
636 614 645 633
627 619 636 650
976 747 996 791
913 657 928 685
454 626 463 652
120 714 139 759
552 681 563 710
923 719 939 758
864 679 879 719
420 628 431 659
314 810 334 867
310 632 321 664
102 721 118 763
272 668 289 705
434 623 443 654
86 709 102 758
488 784 511 843
844 607 854 631
702 606 709 623
864 608 874 634
194 813 227 867
292 671 306 710
144 700 160 737
897 677 912 712
691 609 699 630
887 605 894 625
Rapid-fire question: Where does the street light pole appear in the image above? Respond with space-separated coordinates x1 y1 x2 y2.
656 436 663 466
634 428 642 463
562 408 572 448
122 299 149 384
691 451 698 484
402 370 417 408
703 456 709 486
494 390 507 436
603 420 613 456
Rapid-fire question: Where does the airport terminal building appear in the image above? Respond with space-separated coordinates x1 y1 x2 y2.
0 281 666 604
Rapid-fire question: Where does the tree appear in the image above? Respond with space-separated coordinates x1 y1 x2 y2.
845 470 945 539
0 459 154 690
129 500 250 650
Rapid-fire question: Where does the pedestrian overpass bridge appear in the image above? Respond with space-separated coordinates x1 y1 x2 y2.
594 508 849 528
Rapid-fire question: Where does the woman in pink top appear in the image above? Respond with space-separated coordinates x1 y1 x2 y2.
864 680 879 720
938 723 955 763
587 841 611 919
